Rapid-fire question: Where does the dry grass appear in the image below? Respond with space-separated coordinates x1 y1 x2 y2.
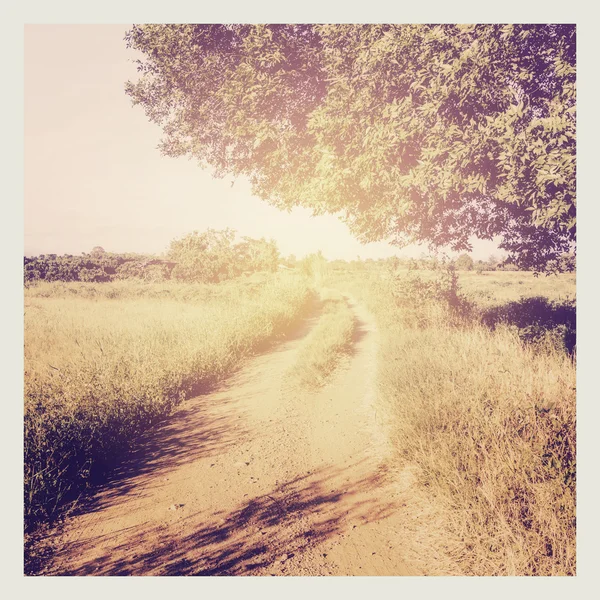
380 268 575 306
290 289 356 388
457 270 575 308
24 273 311 528
330 268 576 575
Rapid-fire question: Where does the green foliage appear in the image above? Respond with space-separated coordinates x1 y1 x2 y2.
282 254 297 268
236 236 280 273
114 260 171 282
168 228 237 282
455 253 474 271
481 296 576 355
25 230 282 285
499 262 520 272
298 251 328 284
168 229 279 283
386 256 401 274
543 252 576 274
126 24 576 270
391 264 474 325
24 253 142 284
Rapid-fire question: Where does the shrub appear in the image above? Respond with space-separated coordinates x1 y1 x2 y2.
455 253 474 271
500 262 520 271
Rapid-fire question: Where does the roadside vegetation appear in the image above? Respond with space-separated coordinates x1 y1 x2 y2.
25 271 311 530
24 229 280 285
24 239 576 576
330 264 576 576
290 289 356 388
25 23 577 577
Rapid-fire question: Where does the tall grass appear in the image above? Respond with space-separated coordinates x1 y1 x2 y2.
331 269 576 575
290 289 356 387
24 273 311 529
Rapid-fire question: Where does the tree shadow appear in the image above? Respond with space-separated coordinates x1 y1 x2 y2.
55 301 327 519
347 315 369 356
25 301 325 573
341 295 369 355
51 463 397 576
480 296 576 355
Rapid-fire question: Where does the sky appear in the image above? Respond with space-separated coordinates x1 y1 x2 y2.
24 24 503 261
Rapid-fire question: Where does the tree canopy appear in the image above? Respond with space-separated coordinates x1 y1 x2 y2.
125 24 576 270
167 228 280 282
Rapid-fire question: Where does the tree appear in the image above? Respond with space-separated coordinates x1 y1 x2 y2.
236 236 280 272
455 253 474 271
126 24 576 271
387 256 401 272
487 254 499 270
283 254 297 268
299 251 328 284
168 228 237 282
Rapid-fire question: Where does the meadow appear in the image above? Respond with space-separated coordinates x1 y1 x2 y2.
24 260 576 576
24 272 311 528
329 267 576 575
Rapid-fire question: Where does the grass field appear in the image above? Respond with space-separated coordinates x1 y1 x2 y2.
329 268 576 575
24 272 312 528
24 264 576 576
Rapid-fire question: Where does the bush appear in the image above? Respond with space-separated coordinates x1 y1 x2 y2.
499 262 519 271
455 253 474 271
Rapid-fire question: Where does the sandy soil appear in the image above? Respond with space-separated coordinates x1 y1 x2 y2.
39 298 420 576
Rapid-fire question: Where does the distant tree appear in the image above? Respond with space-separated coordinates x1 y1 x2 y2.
78 267 111 283
330 259 349 272
299 251 328 283
487 254 499 270
90 246 106 256
455 253 474 271
283 254 297 268
236 237 280 272
168 228 237 282
387 256 401 272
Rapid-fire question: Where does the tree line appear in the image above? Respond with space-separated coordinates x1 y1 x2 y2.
24 229 280 284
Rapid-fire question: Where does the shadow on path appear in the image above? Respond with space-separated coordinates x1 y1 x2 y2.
55 462 396 576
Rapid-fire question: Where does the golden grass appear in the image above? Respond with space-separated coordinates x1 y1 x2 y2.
330 268 576 575
24 273 311 527
290 289 356 387
457 270 576 308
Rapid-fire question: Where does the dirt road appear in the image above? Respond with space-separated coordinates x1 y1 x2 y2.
41 297 417 576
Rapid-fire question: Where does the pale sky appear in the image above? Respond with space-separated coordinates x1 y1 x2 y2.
24 24 503 261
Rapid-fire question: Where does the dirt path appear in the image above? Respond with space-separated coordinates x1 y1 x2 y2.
41 297 416 576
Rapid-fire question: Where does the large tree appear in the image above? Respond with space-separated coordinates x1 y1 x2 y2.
125 24 576 270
